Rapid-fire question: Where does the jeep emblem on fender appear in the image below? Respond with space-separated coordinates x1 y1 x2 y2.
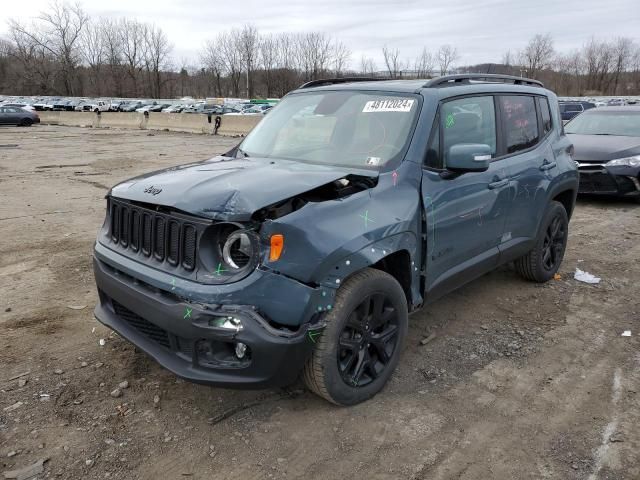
143 185 162 195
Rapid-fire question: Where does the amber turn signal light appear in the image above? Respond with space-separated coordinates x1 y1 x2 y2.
269 234 284 261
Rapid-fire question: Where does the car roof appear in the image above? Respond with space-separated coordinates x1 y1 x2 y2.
582 106 640 113
292 76 550 100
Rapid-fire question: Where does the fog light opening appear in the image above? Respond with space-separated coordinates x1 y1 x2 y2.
208 316 243 332
235 342 247 359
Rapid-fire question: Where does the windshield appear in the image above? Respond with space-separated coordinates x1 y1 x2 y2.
565 111 640 137
238 91 420 168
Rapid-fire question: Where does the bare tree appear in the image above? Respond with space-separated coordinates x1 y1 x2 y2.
296 32 332 80
260 34 278 97
8 1 89 95
142 24 172 98
520 34 554 78
118 18 145 96
360 55 377 75
201 39 225 96
414 47 434 78
382 45 401 78
437 44 459 76
80 19 105 95
333 40 351 76
583 37 614 93
611 37 634 94
100 18 125 97
238 24 260 97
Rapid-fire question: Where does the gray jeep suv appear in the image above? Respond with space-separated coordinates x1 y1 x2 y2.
93 74 578 405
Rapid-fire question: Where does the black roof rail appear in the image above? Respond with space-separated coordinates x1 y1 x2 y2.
298 77 390 89
424 74 543 88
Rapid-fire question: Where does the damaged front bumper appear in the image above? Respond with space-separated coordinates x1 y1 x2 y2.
93 242 326 388
578 164 640 197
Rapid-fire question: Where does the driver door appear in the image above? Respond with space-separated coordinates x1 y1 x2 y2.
421 95 511 298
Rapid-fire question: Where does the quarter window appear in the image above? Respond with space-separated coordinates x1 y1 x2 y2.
499 96 540 154
441 96 497 167
538 97 553 135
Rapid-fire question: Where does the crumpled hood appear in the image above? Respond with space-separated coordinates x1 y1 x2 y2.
568 134 640 162
110 156 377 221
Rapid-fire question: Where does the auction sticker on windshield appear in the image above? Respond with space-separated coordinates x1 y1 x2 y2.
363 98 414 113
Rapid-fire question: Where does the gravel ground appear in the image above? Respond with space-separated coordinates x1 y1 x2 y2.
1 125 639 480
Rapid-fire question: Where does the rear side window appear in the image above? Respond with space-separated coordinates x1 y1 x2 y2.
499 96 540 154
538 97 553 135
441 96 497 167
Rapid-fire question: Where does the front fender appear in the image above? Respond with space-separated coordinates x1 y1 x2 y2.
259 166 422 302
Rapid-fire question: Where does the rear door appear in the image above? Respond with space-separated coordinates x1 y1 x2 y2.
497 94 550 260
421 95 511 297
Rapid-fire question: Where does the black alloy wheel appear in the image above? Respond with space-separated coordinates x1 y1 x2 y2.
337 292 400 387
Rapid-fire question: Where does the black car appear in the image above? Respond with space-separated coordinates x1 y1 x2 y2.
566 106 640 200
559 101 595 122
0 106 40 126
93 74 578 405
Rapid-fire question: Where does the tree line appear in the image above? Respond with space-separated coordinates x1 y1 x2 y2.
1 2 639 99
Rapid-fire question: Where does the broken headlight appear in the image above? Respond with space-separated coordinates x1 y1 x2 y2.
199 223 260 282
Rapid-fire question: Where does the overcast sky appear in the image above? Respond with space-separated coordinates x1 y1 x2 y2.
1 0 639 69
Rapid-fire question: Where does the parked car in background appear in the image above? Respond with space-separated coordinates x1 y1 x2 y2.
2 103 35 112
607 99 625 106
120 101 145 112
148 103 172 112
83 101 110 112
0 106 40 126
559 101 595 122
566 106 640 201
52 99 71 111
109 101 124 112
33 99 58 111
161 104 185 113
92 74 577 405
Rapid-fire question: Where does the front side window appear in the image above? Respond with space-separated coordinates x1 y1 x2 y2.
239 91 420 169
441 96 496 167
500 95 540 154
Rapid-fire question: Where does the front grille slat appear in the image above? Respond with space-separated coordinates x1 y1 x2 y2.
108 199 200 274
182 225 196 271
154 217 166 260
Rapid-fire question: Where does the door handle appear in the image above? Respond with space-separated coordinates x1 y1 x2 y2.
540 160 557 171
488 179 509 189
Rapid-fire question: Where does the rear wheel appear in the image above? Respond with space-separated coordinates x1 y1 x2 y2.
20 118 33 127
515 201 568 282
303 268 408 405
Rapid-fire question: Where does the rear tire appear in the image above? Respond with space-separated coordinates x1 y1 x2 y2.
515 201 568 282
20 118 33 127
303 268 408 405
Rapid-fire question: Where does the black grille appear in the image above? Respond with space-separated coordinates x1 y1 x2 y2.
579 172 635 194
109 199 199 271
112 300 170 348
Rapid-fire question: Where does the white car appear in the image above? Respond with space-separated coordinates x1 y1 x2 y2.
85 101 110 113
161 104 184 113
135 104 156 113
32 99 56 111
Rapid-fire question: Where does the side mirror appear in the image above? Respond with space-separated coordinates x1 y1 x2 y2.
447 144 492 172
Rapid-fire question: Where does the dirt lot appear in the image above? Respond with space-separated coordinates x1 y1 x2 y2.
1 125 639 480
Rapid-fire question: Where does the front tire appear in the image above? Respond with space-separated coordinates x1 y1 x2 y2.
515 201 568 282
303 268 408 405
20 118 33 127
